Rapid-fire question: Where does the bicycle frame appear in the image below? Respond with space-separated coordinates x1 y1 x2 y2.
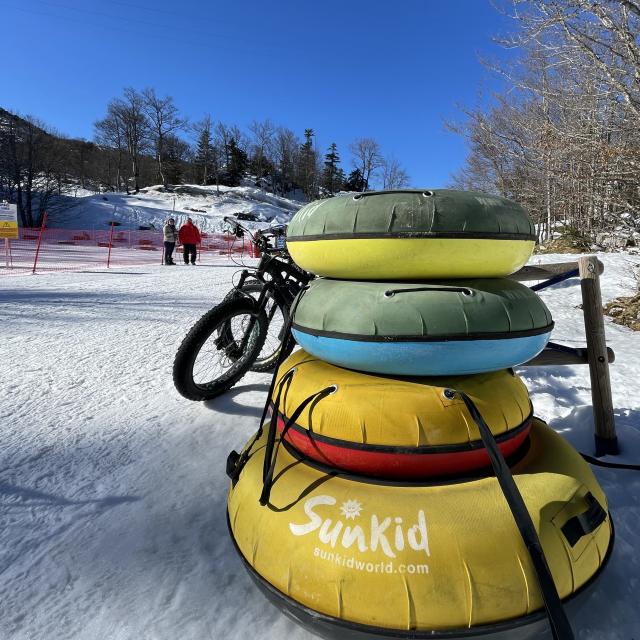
231 250 310 354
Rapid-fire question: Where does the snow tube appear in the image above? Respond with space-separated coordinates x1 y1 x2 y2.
286 190 536 280
227 419 613 639
272 350 532 479
291 279 553 375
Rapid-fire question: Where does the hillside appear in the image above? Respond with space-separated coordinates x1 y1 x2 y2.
44 183 303 232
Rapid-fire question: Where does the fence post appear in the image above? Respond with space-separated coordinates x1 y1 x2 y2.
4 238 12 268
106 221 116 268
579 255 618 455
31 211 48 274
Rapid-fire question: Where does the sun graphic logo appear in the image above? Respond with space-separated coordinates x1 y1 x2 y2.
340 499 363 520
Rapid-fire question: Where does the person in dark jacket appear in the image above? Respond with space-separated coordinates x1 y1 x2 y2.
178 218 201 265
163 218 178 265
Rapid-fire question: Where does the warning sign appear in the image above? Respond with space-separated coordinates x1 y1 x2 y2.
0 203 18 239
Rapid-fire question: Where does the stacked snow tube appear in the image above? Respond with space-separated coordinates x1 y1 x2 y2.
227 190 613 640
291 278 554 375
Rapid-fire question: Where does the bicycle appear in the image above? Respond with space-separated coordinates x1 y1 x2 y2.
172 216 311 401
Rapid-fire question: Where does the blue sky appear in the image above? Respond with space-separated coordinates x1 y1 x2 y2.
1 0 515 187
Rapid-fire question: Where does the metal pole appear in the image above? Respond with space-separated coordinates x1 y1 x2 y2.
106 221 115 268
579 255 618 455
31 211 48 274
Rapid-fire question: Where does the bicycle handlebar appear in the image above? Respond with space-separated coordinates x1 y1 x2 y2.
223 216 287 246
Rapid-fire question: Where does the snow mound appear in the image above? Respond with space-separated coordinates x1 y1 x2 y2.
44 184 303 232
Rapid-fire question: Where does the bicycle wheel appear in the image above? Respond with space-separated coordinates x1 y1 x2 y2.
173 297 268 401
226 282 294 372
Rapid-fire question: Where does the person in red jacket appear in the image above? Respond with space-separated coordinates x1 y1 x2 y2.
178 218 201 265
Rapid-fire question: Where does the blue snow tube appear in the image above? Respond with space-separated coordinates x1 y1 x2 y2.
291 278 553 376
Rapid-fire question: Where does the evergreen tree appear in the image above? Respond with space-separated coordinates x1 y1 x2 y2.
162 134 189 185
344 168 366 192
225 137 248 186
297 128 319 200
321 142 343 196
194 120 215 185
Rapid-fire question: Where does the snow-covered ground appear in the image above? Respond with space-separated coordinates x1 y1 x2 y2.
45 183 302 232
1 253 639 640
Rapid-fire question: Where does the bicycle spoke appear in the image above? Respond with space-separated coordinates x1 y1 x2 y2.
192 311 262 387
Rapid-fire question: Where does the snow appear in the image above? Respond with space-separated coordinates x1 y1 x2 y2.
1 252 639 639
43 185 302 233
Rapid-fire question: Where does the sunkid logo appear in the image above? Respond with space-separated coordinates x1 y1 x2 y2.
288 495 430 559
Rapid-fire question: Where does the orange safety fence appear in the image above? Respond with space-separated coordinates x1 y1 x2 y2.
0 227 260 275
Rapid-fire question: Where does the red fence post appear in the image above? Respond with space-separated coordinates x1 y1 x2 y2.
106 221 115 268
31 212 48 274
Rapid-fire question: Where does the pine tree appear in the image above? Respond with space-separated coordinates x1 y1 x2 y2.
195 125 214 185
297 128 318 200
344 168 366 192
321 143 343 196
225 138 248 186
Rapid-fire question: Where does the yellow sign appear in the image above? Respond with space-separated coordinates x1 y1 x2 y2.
0 204 18 239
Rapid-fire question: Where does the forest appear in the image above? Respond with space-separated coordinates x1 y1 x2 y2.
0 92 408 228
451 0 640 246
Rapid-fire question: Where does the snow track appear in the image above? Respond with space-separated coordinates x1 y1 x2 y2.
0 254 639 639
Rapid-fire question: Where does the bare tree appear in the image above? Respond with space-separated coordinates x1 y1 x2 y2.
248 119 276 186
95 105 128 191
142 88 186 187
349 137 384 191
273 127 299 195
381 156 410 190
449 0 640 244
110 88 149 193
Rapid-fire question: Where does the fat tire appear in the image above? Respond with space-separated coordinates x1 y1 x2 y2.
225 282 293 373
173 297 268 401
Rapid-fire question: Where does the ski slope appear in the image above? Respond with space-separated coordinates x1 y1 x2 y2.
1 253 639 640
45 183 302 233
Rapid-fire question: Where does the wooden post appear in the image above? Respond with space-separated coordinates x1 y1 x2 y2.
579 255 618 455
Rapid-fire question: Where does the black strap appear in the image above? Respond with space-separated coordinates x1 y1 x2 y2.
581 452 640 471
259 385 336 505
561 493 607 547
384 286 473 298
529 268 579 292
226 286 309 484
453 390 574 640
256 285 309 436
261 369 295 483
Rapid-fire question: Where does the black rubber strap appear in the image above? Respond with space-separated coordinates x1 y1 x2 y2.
561 493 607 547
581 452 640 471
259 385 335 505
529 268 579 292
226 286 309 485
383 286 473 297
226 368 295 485
256 285 309 434
261 369 295 485
454 390 574 640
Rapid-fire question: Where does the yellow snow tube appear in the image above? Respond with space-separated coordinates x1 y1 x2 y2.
272 350 533 479
287 237 535 280
228 419 612 636
275 350 532 447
